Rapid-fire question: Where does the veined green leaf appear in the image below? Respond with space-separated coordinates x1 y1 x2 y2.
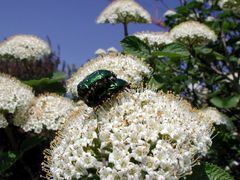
153 43 190 59
185 163 234 180
205 163 234 180
210 95 240 108
120 36 150 58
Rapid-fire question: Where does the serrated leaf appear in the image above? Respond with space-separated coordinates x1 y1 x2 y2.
210 95 240 108
185 163 234 180
153 43 190 59
120 36 150 58
205 163 234 180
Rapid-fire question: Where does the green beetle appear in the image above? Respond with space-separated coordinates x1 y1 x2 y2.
77 70 128 107
77 70 116 93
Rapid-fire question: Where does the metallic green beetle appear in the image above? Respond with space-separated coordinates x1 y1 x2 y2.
77 70 128 107
77 70 116 93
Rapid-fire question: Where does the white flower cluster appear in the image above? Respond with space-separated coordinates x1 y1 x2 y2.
218 0 240 16
170 21 217 45
95 49 106 56
163 10 176 17
0 34 51 60
107 47 118 54
0 73 34 114
95 47 118 57
134 31 174 47
0 113 8 128
13 94 76 133
195 0 204 3
96 0 151 24
66 54 151 97
205 16 215 22
199 107 229 126
43 89 225 179
218 0 239 8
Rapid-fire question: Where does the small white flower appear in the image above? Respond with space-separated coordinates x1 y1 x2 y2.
131 144 150 162
99 167 118 180
79 152 98 169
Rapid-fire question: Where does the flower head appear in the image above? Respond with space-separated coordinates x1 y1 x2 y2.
218 0 240 16
0 34 51 60
0 73 34 114
218 0 240 8
107 47 118 54
134 31 174 47
13 93 76 133
199 107 229 126
164 10 176 17
170 21 217 45
0 113 8 128
66 54 151 97
96 0 151 24
43 89 219 179
95 48 106 57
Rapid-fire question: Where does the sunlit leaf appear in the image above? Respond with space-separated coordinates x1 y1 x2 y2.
210 95 240 108
121 36 150 58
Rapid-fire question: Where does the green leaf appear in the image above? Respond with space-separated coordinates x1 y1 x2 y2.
148 77 164 91
210 95 240 108
120 36 150 58
23 72 66 87
51 72 66 81
205 163 234 180
195 46 213 55
20 136 44 154
23 72 66 94
212 52 225 61
153 43 190 59
194 46 225 61
185 163 234 180
0 151 20 173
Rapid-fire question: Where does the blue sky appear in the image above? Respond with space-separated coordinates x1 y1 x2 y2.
0 0 179 67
